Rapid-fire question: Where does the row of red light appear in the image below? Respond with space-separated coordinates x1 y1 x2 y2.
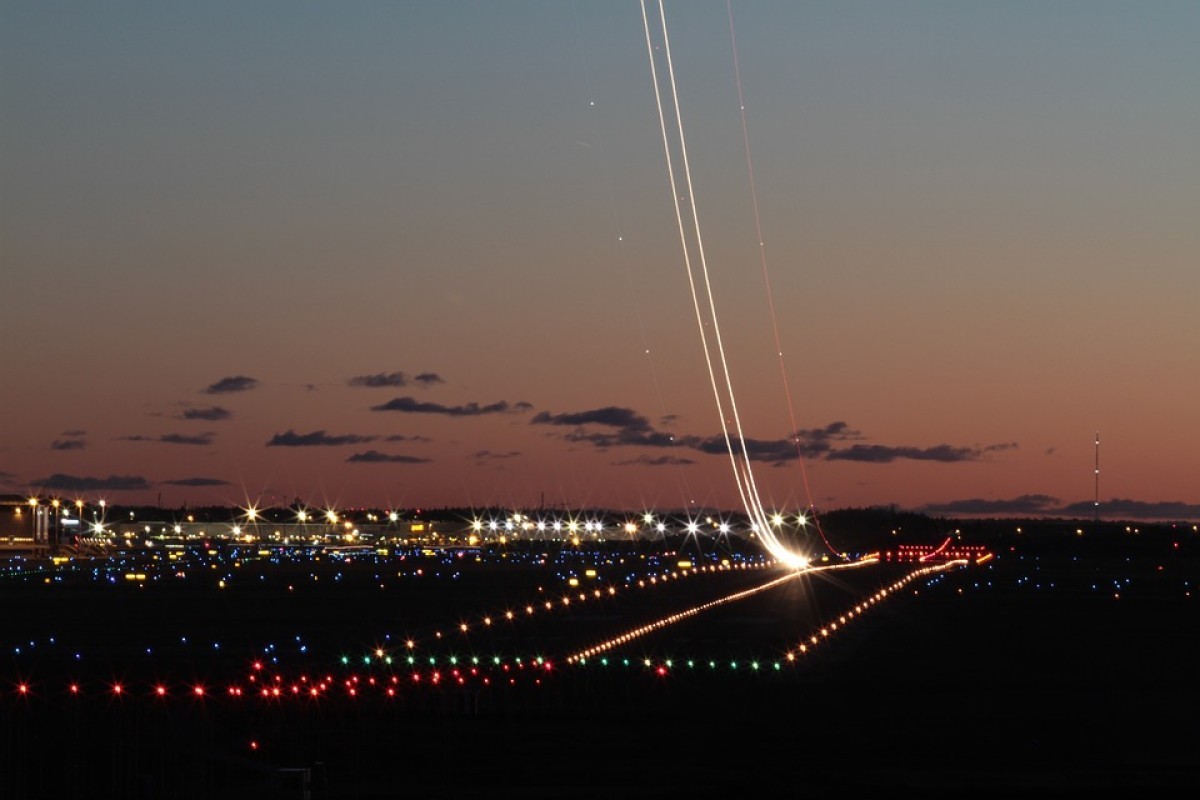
5 560 961 706
8 662 560 703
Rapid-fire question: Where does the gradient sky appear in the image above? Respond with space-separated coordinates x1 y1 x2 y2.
3 1 1198 519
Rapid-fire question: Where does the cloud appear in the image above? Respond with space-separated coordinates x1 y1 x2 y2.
1060 498 1200 521
921 494 1059 515
202 375 258 394
613 454 695 466
539 404 809 463
180 406 232 422
825 444 983 463
532 406 652 431
924 495 1200 521
162 477 232 487
384 434 431 443
0 470 16 484
31 474 151 492
692 435 801 464
120 433 215 446
371 396 531 416
792 421 863 456
473 450 521 461
564 428 681 450
346 450 432 464
51 438 87 451
348 372 409 388
348 371 444 389
266 429 377 447
530 403 1012 469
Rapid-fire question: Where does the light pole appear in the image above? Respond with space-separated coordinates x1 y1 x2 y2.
51 499 61 552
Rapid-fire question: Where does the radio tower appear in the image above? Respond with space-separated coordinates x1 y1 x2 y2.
1093 432 1100 522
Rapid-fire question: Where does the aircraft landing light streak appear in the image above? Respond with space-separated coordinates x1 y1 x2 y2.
567 557 879 664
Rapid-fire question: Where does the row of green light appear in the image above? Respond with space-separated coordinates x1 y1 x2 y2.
4 565 970 707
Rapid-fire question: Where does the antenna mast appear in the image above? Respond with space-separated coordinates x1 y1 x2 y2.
1093 432 1100 522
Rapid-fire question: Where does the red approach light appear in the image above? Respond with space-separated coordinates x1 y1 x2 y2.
155 685 167 697
193 685 205 697
18 684 29 695
656 666 668 677
249 741 259 751
69 684 80 694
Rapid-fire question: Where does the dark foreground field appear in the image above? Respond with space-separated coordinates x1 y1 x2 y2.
2 534 1198 799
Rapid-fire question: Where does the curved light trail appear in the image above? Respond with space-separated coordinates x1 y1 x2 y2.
640 1 806 569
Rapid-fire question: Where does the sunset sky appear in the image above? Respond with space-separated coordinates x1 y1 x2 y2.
3 2 1198 520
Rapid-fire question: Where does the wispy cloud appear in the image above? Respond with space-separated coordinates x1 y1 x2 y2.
163 477 232 487
825 444 984 463
180 406 232 421
31 473 151 492
266 430 377 447
346 450 432 464
692 435 800 465
532 404 1011 467
414 372 444 386
202 375 258 394
348 372 410 388
371 396 532 416
348 371 445 389
920 494 1200 521
921 494 1059 515
50 438 87 451
1061 498 1200 520
532 406 651 431
613 454 695 466
793 421 863 457
384 434 431 443
473 450 521 461
120 433 215 446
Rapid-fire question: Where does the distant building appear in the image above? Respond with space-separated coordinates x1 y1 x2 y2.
0 494 49 552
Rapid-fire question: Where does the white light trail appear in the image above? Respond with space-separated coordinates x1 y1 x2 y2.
639 1 804 569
